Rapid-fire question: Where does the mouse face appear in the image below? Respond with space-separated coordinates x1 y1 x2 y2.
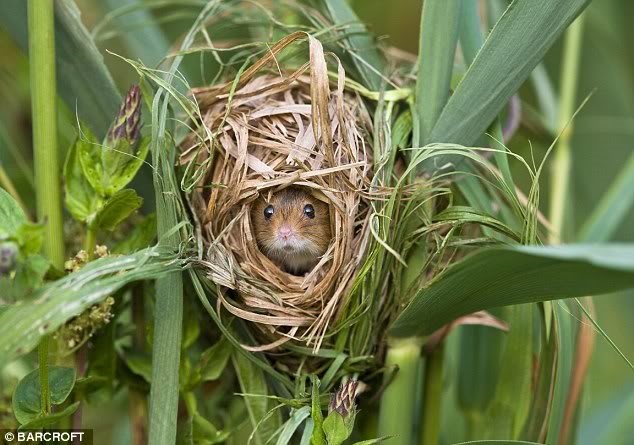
250 187 332 274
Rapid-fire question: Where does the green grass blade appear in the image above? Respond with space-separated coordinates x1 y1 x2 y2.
425 0 591 171
578 152 634 242
0 247 182 365
322 0 385 90
415 0 462 146
390 244 634 337
0 0 121 139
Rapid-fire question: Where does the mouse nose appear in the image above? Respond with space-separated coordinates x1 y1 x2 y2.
278 225 293 239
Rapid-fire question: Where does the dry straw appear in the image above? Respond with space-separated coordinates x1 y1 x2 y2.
181 32 376 353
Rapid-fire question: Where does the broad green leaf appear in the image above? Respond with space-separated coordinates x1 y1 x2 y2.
15 222 45 256
12 366 76 424
232 351 282 445
64 133 104 222
78 133 106 197
323 411 353 445
18 402 80 430
112 213 157 254
10 254 49 300
0 0 121 139
93 189 142 231
102 137 150 196
124 351 153 383
415 0 462 146
390 244 634 337
578 152 634 242
322 0 385 90
192 412 231 444
424 0 591 171
0 247 183 365
196 338 232 382
0 187 27 238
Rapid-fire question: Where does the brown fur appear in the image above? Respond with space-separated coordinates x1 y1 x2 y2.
250 187 331 274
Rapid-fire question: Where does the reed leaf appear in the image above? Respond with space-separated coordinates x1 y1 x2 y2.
424 0 591 172
390 244 634 337
0 0 120 139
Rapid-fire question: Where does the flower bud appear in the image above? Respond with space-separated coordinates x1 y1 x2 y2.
328 379 360 418
107 84 142 146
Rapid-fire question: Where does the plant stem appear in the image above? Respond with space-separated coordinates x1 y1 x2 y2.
28 0 63 418
378 338 422 445
420 345 445 445
38 335 51 414
549 14 585 244
84 225 97 259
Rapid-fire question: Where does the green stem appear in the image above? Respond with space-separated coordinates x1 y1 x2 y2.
84 225 97 259
549 14 585 244
38 335 51 414
28 0 63 418
420 345 445 445
378 338 422 445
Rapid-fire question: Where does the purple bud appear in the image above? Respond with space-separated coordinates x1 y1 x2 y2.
0 242 18 276
328 379 360 418
107 84 142 146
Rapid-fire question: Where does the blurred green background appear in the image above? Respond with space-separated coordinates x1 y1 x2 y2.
1 0 632 441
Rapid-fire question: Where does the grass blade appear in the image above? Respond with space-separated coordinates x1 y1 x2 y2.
0 0 121 139
425 0 591 171
322 0 385 90
390 244 634 337
0 247 182 365
415 0 462 146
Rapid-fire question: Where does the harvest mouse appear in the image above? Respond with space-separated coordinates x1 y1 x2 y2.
250 187 332 275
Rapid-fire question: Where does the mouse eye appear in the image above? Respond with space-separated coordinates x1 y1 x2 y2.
263 205 274 220
303 204 315 219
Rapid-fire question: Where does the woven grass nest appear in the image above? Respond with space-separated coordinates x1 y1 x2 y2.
181 34 376 353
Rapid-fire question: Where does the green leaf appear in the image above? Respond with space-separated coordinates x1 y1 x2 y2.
93 189 142 231
78 133 106 197
102 136 150 196
311 376 326 445
390 244 634 337
322 411 353 445
322 0 385 90
112 213 157 254
0 0 121 139
12 366 76 424
424 0 591 171
124 351 153 383
0 187 27 238
196 338 232 382
232 351 281 445
64 133 104 222
15 222 45 256
0 247 183 364
10 254 49 299
276 406 311 445
192 412 231 444
18 402 80 430
450 441 545 445
415 0 462 146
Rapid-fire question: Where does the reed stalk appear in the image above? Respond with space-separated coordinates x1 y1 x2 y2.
549 14 586 244
28 0 64 416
